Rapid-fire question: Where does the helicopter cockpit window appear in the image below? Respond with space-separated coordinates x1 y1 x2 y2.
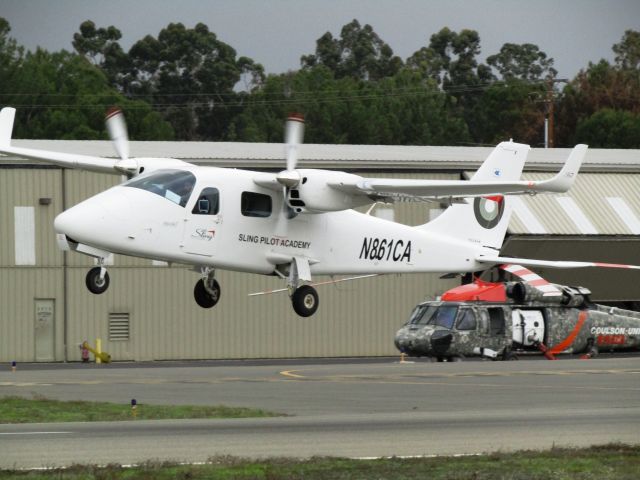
408 305 438 326
241 191 272 218
125 169 196 207
456 309 477 331
192 188 219 215
427 305 458 329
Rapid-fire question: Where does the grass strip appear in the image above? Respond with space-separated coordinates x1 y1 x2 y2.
1 444 639 479
0 396 283 423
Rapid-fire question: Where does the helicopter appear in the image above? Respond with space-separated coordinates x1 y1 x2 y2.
0 106 637 317
394 264 640 361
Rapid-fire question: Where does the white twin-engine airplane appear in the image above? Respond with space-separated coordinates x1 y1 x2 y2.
1 107 638 317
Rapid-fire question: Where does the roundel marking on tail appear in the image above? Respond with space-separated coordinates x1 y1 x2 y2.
473 196 505 229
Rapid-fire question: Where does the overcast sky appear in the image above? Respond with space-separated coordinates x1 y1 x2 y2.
2 0 639 79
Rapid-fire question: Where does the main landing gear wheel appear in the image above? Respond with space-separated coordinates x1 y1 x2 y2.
194 278 221 309
291 285 319 317
86 267 110 294
502 349 519 361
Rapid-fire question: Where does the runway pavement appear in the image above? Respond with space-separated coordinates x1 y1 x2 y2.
1 357 639 468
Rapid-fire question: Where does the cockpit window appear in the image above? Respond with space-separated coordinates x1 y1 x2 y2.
427 306 458 329
456 309 477 330
192 187 219 215
408 305 459 328
125 169 196 207
408 305 438 326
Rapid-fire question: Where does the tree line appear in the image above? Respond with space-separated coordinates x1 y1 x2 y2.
1 17 639 147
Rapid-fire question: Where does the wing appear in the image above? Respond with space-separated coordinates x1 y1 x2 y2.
0 107 121 174
0 107 190 176
328 144 586 200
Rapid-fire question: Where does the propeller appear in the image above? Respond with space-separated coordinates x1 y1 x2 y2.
276 113 305 188
106 107 138 176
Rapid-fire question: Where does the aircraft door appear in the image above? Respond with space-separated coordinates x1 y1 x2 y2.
182 187 222 256
512 309 545 346
478 307 510 351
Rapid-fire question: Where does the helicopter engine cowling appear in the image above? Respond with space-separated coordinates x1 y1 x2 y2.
506 281 591 307
287 169 372 213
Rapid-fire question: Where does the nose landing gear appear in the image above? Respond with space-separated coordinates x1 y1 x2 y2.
194 267 221 308
86 266 110 294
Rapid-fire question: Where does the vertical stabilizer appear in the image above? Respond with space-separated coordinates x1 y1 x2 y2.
420 141 529 249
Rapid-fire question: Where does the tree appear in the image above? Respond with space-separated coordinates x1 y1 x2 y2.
556 59 640 145
301 20 402 81
575 109 640 148
0 22 173 142
486 43 557 81
613 29 640 70
0 17 23 100
408 28 496 144
229 64 470 146
72 20 130 88
407 27 493 88
471 80 546 145
127 22 262 140
556 30 640 146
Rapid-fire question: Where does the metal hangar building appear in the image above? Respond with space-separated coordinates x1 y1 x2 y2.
1 141 639 362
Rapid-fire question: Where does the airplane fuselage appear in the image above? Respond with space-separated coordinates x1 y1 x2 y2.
54 165 485 276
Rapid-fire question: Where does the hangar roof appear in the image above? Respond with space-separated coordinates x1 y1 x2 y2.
9 140 640 172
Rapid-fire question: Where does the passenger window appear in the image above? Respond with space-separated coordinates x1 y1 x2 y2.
456 309 477 331
241 191 272 218
192 188 219 215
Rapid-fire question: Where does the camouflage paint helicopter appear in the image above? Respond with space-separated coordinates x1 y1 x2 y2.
394 264 640 361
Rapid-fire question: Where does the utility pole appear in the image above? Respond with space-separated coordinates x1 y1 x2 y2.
544 78 567 148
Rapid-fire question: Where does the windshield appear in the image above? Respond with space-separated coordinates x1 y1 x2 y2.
407 305 458 329
407 305 438 326
125 169 196 207
427 306 458 329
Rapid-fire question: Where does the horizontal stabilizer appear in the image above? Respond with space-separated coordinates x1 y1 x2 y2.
329 143 587 200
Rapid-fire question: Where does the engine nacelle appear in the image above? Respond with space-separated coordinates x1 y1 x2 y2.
287 169 371 213
506 281 591 307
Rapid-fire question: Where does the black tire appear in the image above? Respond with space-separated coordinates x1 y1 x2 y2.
502 350 519 361
291 285 319 317
86 267 110 294
194 278 221 309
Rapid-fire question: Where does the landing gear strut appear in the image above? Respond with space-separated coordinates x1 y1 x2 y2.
86 265 109 294
284 257 319 317
194 268 221 308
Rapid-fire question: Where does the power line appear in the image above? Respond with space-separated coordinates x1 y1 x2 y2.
0 80 549 109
